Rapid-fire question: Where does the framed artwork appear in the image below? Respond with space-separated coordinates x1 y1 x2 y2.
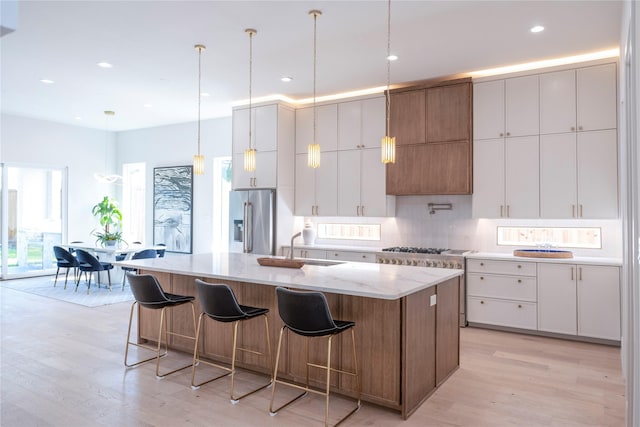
153 165 193 254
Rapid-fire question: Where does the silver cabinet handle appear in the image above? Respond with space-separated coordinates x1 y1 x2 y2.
518 304 522 308
506 132 511 136
480 262 484 266
356 206 360 216
572 204 576 218
517 265 522 269
499 132 504 137
578 126 583 131
571 126 576 131
361 206 365 216
506 205 510 217
517 279 522 283
571 267 574 281
480 276 484 280
500 205 504 217
579 267 583 281
579 204 583 218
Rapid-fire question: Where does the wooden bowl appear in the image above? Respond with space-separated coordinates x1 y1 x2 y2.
257 257 305 269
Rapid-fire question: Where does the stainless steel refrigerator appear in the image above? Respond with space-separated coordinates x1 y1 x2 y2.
228 189 276 255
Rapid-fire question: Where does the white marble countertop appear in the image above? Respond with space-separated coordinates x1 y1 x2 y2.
467 252 623 266
117 252 463 300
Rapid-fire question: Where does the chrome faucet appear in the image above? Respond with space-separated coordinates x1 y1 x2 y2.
289 232 302 259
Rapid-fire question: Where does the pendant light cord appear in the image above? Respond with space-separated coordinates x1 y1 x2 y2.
312 11 318 146
197 46 202 156
249 30 253 150
386 0 392 135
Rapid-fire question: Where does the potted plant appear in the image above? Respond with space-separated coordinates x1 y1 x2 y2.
91 196 125 247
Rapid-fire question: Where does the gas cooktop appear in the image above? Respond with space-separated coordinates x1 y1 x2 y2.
381 247 449 254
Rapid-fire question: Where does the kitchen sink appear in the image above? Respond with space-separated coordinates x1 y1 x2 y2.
302 259 345 267
513 249 573 259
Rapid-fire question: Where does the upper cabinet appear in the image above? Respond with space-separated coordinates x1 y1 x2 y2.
231 103 295 190
473 62 619 219
386 79 473 195
295 104 338 153
540 63 617 134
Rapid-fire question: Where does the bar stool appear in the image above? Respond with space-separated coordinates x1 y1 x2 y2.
124 273 197 379
269 287 361 427
191 279 272 403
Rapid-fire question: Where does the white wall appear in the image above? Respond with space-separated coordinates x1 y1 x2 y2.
1 113 117 242
115 117 231 254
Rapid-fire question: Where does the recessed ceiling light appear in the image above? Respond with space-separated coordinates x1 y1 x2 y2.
97 62 113 68
40 79 54 84
387 54 398 61
74 116 82 121
201 92 210 97
144 103 152 108
281 76 293 82
530 25 544 33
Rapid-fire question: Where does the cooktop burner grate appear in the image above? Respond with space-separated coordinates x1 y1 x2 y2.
381 247 449 254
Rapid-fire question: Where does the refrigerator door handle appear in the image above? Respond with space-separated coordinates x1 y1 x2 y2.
244 201 253 253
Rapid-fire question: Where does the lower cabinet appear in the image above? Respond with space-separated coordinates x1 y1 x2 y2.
281 246 326 259
281 247 377 263
537 263 621 340
467 258 621 342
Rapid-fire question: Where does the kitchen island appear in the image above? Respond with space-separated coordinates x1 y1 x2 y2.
118 252 462 419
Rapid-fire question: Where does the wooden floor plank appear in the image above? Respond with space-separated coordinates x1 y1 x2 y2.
0 283 625 426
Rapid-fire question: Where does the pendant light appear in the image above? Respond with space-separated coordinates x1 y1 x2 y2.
94 110 122 184
381 0 396 164
244 29 257 172
307 10 322 169
193 44 206 176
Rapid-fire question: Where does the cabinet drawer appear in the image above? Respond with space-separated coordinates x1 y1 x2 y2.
467 296 537 330
327 250 375 263
467 273 537 301
467 259 536 276
282 247 327 259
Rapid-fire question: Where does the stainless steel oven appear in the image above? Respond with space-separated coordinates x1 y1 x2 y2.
376 247 473 327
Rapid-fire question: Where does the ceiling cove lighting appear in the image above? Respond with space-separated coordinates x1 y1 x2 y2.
381 0 396 164
193 44 206 176
244 28 257 172
468 48 619 78
94 110 123 184
530 25 545 33
307 10 322 169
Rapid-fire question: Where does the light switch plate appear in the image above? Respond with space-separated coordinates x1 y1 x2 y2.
430 294 437 306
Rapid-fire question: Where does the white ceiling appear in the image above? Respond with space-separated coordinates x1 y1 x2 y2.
0 0 622 131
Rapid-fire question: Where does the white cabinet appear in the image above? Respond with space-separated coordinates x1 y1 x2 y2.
473 136 539 218
295 104 338 153
232 104 294 190
466 259 537 330
326 250 376 263
540 129 618 218
295 151 338 216
282 246 327 259
540 63 617 134
336 97 395 217
473 75 539 140
537 263 620 341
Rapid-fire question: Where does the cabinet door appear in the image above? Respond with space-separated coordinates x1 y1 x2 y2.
427 83 471 143
577 130 618 218
473 80 505 140
295 104 338 153
577 265 620 340
254 105 278 151
577 63 617 132
386 145 425 195
540 133 577 218
505 136 539 218
361 97 385 149
540 70 576 134
338 100 361 150
253 151 277 188
337 149 361 216
232 153 253 189
360 147 389 217
505 75 539 137
314 151 338 216
294 153 315 216
389 90 425 146
232 107 251 153
472 138 505 218
537 263 577 335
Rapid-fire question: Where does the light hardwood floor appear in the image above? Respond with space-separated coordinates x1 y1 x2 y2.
0 283 625 426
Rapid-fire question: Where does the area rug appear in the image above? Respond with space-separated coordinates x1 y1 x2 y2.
0 275 135 307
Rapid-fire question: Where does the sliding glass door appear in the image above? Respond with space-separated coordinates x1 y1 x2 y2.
0 164 66 278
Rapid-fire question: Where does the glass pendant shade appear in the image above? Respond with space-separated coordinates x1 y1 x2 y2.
244 148 256 172
308 143 321 168
193 154 205 175
381 135 396 164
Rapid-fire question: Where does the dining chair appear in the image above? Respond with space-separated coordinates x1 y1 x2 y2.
52 246 79 289
121 249 157 290
156 243 166 258
74 249 114 293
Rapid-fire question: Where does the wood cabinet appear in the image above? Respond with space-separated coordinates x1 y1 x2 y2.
294 151 338 216
540 63 617 134
466 259 538 330
386 79 473 195
473 136 539 218
540 129 618 218
232 103 295 189
537 263 620 340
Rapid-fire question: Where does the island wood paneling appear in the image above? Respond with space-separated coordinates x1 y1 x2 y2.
135 272 460 418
